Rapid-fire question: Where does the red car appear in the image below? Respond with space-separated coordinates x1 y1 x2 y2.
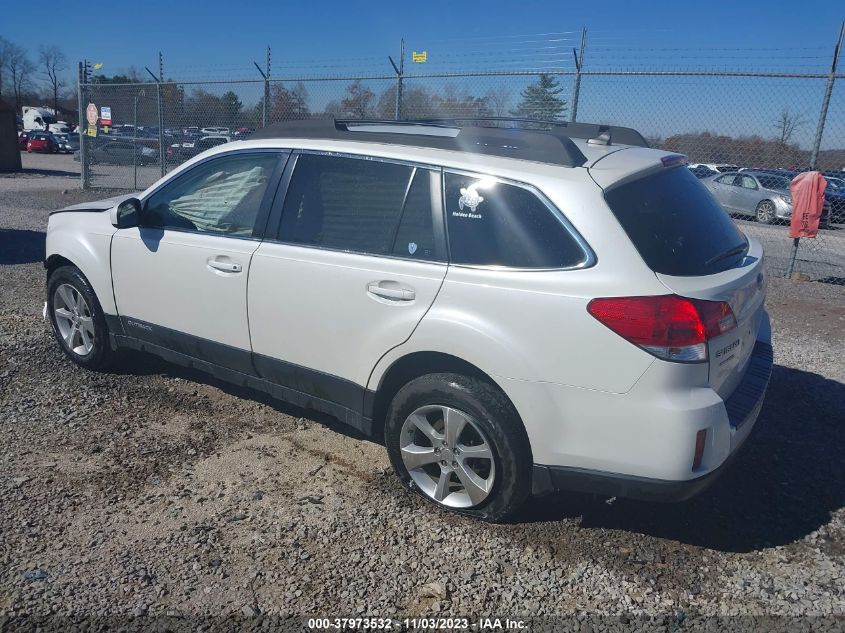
18 131 30 150
27 132 59 153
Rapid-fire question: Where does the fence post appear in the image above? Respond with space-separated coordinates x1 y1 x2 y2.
570 28 587 122
157 52 166 177
254 46 270 127
144 63 166 178
77 61 89 190
789 21 843 278
808 21 843 170
266 46 271 126
389 39 404 121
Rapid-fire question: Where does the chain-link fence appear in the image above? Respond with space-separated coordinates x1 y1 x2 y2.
76 30 845 284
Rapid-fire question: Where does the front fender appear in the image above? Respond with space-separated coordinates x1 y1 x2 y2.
46 213 117 314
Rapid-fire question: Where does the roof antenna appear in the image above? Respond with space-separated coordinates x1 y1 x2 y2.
587 126 612 146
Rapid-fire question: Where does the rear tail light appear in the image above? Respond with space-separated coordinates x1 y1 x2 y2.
660 154 688 168
587 295 737 362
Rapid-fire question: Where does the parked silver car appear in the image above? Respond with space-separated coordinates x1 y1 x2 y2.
703 171 793 224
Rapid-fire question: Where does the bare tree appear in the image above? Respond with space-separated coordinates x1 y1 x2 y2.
7 43 35 111
485 86 511 117
39 45 67 114
774 107 805 148
340 80 375 119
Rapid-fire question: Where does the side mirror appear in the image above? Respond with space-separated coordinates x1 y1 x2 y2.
111 198 141 229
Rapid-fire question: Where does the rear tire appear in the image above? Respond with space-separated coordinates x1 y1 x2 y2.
47 266 117 371
385 373 532 522
756 200 776 224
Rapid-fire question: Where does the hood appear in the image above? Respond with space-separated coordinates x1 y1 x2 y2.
51 193 135 215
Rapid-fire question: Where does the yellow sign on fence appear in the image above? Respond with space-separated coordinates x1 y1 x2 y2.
412 51 427 63
86 125 97 137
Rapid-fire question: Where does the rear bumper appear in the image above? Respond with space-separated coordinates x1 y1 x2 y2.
532 460 727 502
530 341 773 501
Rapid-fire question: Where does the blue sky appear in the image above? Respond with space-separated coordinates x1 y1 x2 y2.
5 1 845 147
6 0 842 73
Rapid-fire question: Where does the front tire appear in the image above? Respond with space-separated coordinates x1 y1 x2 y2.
385 373 532 522
47 266 116 370
756 200 776 224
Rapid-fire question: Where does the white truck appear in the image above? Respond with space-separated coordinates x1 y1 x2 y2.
22 106 71 134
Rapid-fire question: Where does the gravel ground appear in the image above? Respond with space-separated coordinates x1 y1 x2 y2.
1 153 844 630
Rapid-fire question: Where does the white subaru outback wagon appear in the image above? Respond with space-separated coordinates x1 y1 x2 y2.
45 119 773 521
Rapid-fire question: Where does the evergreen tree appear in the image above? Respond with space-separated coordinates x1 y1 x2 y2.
512 74 567 121
221 91 242 124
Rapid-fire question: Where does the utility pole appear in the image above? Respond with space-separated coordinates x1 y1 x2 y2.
570 28 587 122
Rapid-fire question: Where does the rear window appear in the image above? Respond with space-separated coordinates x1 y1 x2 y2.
604 167 748 276
757 175 790 190
444 172 587 268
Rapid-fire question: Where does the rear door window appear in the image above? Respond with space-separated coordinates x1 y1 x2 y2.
444 172 588 268
739 175 758 189
279 153 442 260
604 166 748 276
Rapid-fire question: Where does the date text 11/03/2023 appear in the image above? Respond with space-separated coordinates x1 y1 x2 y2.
306 617 528 630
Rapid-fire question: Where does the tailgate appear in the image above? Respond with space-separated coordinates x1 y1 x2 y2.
656 238 767 399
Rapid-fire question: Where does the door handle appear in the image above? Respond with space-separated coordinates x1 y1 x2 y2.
207 257 242 273
367 282 415 301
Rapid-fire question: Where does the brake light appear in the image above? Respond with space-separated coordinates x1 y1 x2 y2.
660 154 688 168
586 295 737 362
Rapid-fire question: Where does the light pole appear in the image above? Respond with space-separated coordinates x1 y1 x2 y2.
133 89 145 190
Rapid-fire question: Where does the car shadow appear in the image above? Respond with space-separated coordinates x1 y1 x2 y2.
110 350 374 443
107 349 843 553
0 229 45 264
9 167 81 178
519 364 845 553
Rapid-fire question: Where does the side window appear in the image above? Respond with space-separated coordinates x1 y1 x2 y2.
716 174 737 186
144 153 278 236
280 154 440 260
444 172 586 269
740 175 757 189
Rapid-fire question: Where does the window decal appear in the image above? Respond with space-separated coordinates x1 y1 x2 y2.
458 185 484 213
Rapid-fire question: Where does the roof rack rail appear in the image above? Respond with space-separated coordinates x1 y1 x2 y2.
409 117 650 148
249 118 590 168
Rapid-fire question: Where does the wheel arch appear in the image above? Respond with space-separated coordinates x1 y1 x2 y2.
45 253 75 275
367 351 524 442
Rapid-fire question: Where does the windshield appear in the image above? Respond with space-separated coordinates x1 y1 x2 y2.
604 166 748 276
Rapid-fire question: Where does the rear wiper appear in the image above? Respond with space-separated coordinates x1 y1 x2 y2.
705 243 748 266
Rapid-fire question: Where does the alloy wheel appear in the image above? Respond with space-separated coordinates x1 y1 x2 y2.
53 283 95 357
756 201 775 223
399 405 496 508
